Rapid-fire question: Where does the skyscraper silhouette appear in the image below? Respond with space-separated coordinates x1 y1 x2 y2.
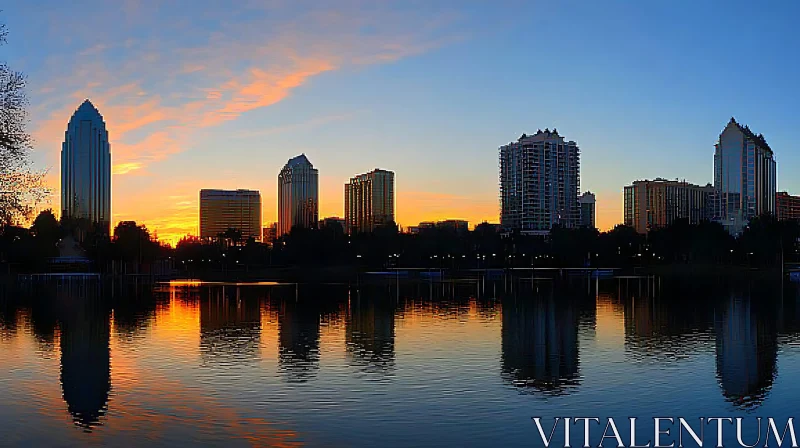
61 99 112 234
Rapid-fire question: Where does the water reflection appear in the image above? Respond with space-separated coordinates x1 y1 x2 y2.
199 286 262 367
715 290 778 409
111 282 158 342
29 293 59 355
620 280 715 362
57 284 111 431
500 282 582 395
347 286 396 375
278 297 322 383
2 276 800 444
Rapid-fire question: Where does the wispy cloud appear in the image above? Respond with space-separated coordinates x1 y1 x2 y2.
31 3 463 177
25 1 470 240
78 43 109 56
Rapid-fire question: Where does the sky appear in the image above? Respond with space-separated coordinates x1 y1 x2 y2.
3 0 800 245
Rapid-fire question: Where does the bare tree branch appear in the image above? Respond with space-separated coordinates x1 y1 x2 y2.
0 17 50 226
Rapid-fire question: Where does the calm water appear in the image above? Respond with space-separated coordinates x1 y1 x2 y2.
1 276 799 447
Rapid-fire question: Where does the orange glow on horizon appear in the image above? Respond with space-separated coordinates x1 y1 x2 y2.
38 172 620 246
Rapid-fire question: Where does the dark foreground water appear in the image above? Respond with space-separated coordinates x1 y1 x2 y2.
1 276 799 447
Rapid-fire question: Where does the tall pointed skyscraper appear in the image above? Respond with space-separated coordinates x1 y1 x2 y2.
714 118 776 234
61 99 112 233
278 154 318 237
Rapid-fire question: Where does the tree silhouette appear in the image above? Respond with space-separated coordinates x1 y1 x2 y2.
113 221 159 263
30 209 59 258
0 19 49 225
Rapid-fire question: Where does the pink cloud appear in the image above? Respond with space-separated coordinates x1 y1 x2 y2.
27 2 469 237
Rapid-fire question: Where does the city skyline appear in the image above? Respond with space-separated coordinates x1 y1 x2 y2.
7 2 800 243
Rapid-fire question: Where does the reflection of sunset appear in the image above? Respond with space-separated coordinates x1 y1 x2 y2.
0 292 303 444
0 311 72 440
595 293 625 348
105 293 301 446
395 297 501 351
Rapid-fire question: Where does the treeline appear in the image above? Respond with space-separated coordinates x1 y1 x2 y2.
0 210 169 272
2 211 798 274
174 214 800 272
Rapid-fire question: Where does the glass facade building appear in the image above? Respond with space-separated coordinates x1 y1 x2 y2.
278 154 319 237
499 129 580 234
199 189 262 242
61 99 112 233
344 169 395 234
624 179 714 234
714 118 776 234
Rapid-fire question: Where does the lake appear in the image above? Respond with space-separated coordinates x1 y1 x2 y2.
0 276 798 447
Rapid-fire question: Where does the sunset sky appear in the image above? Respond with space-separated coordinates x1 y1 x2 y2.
5 1 800 244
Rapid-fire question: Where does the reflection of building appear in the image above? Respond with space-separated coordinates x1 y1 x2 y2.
199 189 262 242
278 154 319 237
715 296 777 409
621 288 714 360
714 118 776 234
59 290 111 430
346 296 395 373
776 192 800 221
578 192 596 229
500 129 580 234
278 300 321 382
61 99 112 234
345 169 395 234
623 179 714 233
501 290 580 394
199 292 262 366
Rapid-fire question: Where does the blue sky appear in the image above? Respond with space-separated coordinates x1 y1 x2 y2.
3 0 799 241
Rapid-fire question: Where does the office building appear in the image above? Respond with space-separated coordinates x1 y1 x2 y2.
344 169 395 234
578 192 596 229
320 217 346 233
776 192 800 221
624 179 714 234
714 118 776 234
408 222 435 234
199 189 262 242
278 154 319 237
474 222 502 233
262 223 277 246
499 129 580 234
408 220 468 234
61 99 112 233
436 220 468 233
